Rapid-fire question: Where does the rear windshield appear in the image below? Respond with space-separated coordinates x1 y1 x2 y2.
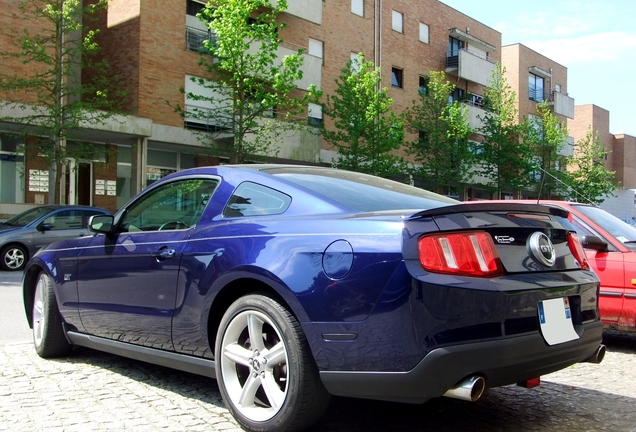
273 169 458 212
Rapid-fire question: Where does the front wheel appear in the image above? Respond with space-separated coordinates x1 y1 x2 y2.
32 271 72 358
216 294 330 432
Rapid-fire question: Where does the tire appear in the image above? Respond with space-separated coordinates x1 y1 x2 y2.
216 294 330 432
1 244 27 271
32 271 72 358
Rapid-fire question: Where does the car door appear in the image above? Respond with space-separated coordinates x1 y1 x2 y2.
569 216 624 324
76 177 219 349
621 253 636 328
33 209 89 252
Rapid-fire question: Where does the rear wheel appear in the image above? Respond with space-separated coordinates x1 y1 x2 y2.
1 244 27 271
32 271 72 358
216 294 330 432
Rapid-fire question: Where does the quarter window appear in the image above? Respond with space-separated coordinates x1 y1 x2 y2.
224 182 291 217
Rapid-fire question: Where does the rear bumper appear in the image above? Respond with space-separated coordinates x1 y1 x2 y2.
319 320 603 403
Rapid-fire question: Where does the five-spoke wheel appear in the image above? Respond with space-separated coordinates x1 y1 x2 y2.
216 294 330 432
32 271 72 358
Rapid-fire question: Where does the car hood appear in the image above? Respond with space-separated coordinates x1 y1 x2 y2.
0 223 21 234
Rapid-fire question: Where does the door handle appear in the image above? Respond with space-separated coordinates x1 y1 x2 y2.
152 247 176 261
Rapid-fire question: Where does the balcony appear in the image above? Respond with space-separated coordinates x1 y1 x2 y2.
247 41 322 91
549 89 575 119
461 95 486 130
271 0 322 24
446 49 496 87
559 136 575 157
445 28 496 87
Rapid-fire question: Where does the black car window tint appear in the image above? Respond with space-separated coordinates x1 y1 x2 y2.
119 178 219 232
223 182 291 217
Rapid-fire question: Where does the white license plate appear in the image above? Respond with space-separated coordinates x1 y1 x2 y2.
538 298 580 345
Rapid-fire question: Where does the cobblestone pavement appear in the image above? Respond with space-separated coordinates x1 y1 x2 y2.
0 331 634 431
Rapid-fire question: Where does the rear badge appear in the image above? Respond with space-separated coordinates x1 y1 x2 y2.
494 235 515 244
527 232 556 267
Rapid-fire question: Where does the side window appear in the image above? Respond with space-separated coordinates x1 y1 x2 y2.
42 210 83 230
119 178 219 232
223 182 291 217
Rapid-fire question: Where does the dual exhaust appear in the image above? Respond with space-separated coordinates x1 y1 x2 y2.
442 344 605 402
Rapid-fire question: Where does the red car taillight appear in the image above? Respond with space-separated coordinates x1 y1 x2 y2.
418 231 504 277
567 231 590 270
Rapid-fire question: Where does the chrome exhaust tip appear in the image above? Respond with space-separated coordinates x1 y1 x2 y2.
442 375 486 402
583 344 606 364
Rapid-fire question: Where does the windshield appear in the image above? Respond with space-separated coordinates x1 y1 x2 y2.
272 168 458 212
3 206 53 227
573 204 636 245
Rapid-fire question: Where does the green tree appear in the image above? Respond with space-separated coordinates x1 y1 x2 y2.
308 53 405 178
523 102 570 199
180 0 305 163
476 64 534 198
403 71 472 195
0 0 124 204
565 130 617 205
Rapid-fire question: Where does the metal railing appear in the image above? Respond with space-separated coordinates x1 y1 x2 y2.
445 48 496 68
186 26 218 53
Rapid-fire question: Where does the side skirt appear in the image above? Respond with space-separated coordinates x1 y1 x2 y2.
66 331 216 379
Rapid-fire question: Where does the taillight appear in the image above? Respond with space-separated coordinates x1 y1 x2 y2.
418 231 504 277
567 231 590 270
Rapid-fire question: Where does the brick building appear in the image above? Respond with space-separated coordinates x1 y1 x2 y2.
1 0 629 216
0 0 505 213
567 105 636 219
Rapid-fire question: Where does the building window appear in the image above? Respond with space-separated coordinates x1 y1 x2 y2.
448 36 464 56
529 73 545 102
448 88 464 103
186 0 205 17
351 0 363 16
391 67 403 88
351 53 362 72
308 38 323 61
308 103 323 127
392 10 403 33
419 23 429 44
419 76 429 95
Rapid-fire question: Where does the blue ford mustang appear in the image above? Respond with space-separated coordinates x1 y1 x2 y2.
23 165 604 431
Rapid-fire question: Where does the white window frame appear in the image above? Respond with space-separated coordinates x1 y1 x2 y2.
350 53 362 72
308 38 323 59
352 0 363 17
392 10 403 33
419 22 429 44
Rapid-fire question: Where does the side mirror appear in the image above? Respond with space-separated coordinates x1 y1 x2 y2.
89 214 115 234
37 223 53 232
581 235 608 252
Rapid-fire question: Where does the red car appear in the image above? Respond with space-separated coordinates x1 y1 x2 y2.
469 200 636 334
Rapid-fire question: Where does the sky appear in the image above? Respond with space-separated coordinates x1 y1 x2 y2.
439 0 636 136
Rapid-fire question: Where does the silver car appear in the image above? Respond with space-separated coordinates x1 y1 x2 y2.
0 205 110 271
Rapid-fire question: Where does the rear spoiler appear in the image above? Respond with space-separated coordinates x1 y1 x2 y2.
409 203 570 220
